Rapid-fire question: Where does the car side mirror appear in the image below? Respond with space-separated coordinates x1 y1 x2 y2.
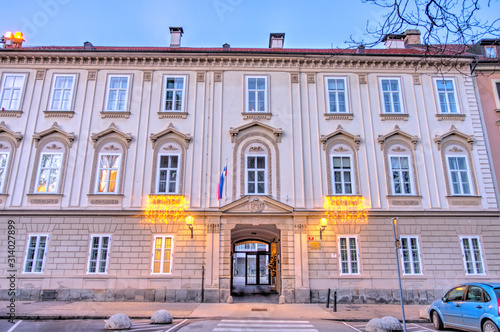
442 297 448 302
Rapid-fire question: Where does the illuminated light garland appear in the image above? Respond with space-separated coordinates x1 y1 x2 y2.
323 196 369 224
144 195 187 224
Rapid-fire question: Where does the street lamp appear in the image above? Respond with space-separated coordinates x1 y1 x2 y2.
320 218 328 240
392 217 407 332
186 215 194 238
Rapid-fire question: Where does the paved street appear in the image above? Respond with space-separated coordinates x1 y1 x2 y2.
0 318 459 332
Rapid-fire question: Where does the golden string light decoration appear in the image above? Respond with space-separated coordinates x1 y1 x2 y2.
144 195 187 224
323 196 368 224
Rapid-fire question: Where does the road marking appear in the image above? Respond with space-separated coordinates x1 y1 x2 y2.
343 322 363 332
222 320 311 323
164 319 188 332
410 323 436 331
6 320 22 332
213 319 318 332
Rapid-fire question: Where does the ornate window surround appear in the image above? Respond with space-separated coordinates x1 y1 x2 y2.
29 123 74 198
88 123 132 198
231 122 281 200
44 73 79 118
0 121 23 195
149 123 191 195
321 125 361 196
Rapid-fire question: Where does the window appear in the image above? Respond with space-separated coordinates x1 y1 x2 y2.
35 153 63 193
105 76 130 111
96 154 121 193
485 46 497 58
332 156 353 194
380 78 403 113
445 286 465 301
326 78 348 113
151 235 173 274
87 235 110 274
496 82 500 102
246 155 266 194
339 236 360 274
49 75 76 111
246 76 267 113
400 236 422 275
0 74 25 111
390 156 413 195
0 152 10 192
163 76 185 112
157 154 179 194
466 286 485 302
23 235 49 273
447 156 472 195
461 236 485 275
435 79 459 113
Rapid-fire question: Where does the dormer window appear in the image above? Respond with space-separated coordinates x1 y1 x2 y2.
485 46 497 58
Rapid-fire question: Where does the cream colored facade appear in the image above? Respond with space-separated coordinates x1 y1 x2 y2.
0 35 499 303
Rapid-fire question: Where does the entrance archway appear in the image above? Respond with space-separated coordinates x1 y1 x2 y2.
230 224 280 303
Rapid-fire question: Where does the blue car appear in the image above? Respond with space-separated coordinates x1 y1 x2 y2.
429 283 500 332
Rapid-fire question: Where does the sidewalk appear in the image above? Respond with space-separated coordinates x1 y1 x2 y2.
0 301 429 322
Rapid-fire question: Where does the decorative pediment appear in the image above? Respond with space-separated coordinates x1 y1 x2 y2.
91 123 133 148
33 122 75 148
434 125 475 150
377 125 418 150
320 124 361 150
220 196 293 214
0 121 23 147
150 123 191 149
229 121 283 143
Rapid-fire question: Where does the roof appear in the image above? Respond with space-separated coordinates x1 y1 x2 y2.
0 45 473 57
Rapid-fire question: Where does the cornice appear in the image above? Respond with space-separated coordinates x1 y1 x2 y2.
0 53 472 72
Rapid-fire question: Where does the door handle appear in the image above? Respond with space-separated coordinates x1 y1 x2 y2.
476 306 483 309
455 304 461 307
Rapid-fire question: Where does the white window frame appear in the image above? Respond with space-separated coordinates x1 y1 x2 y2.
23 234 49 274
35 152 63 194
48 74 77 111
379 77 404 114
492 80 500 110
485 46 497 58
104 75 130 111
95 153 121 194
245 154 267 195
325 77 349 113
0 152 10 193
87 235 111 274
151 235 174 274
338 235 360 275
156 153 180 194
389 155 414 195
0 73 26 111
400 236 423 275
446 155 473 195
434 78 460 114
162 75 186 112
246 76 268 113
460 236 486 275
331 155 354 195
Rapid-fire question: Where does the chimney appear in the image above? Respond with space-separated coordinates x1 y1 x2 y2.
404 29 421 48
223 43 230 51
269 33 285 49
169 27 184 48
382 33 406 49
1 31 24 49
83 41 95 50
356 44 366 54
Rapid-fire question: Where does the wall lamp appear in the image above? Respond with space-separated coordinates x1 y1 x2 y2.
320 218 328 240
186 215 194 238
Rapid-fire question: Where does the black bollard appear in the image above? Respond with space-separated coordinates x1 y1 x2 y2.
326 289 331 308
333 291 337 312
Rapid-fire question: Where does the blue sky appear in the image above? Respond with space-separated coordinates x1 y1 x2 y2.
1 0 499 49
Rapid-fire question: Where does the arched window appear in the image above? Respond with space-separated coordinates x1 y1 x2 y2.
328 142 357 195
0 122 22 194
442 141 475 196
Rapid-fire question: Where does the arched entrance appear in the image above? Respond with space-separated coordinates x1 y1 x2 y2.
230 224 280 303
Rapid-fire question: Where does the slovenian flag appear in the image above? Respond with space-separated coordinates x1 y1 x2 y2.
217 164 227 200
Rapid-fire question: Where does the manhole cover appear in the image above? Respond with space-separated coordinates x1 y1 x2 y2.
251 308 267 311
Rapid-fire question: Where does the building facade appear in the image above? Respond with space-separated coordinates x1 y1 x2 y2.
0 29 499 304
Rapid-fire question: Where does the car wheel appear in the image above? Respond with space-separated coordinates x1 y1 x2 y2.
432 311 443 330
483 320 499 332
